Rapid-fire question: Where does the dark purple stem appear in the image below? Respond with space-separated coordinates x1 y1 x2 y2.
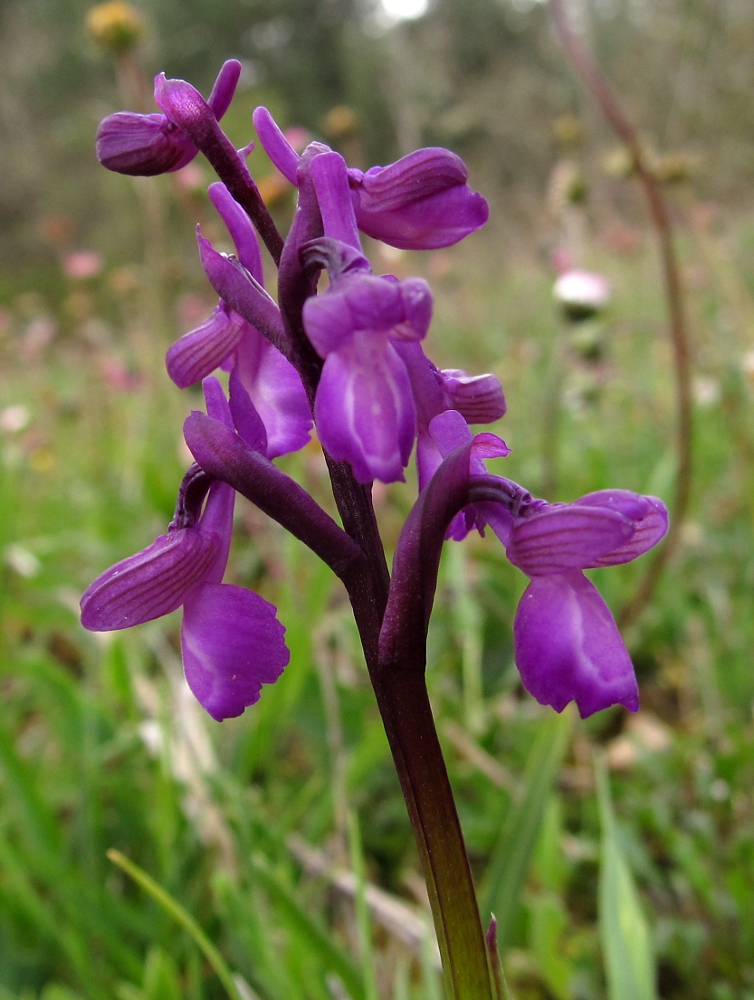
549 0 693 628
274 222 492 996
183 412 365 584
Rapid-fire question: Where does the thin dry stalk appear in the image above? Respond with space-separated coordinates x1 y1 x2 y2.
549 0 694 629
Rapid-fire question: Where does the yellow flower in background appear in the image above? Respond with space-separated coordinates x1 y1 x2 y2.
86 2 144 53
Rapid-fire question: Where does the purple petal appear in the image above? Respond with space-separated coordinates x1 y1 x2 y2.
354 185 489 250
154 73 211 134
416 427 443 492
252 106 302 185
229 366 268 454
95 111 197 176
80 528 219 631
166 304 246 388
514 571 639 718
570 491 668 566
302 283 359 356
197 231 288 354
315 337 415 483
394 279 433 341
394 342 445 429
468 432 511 462
182 583 289 721
234 331 312 458
207 59 242 120
303 273 428 359
202 375 234 428
310 151 362 249
208 182 263 281
440 369 506 424
508 506 634 576
353 149 470 212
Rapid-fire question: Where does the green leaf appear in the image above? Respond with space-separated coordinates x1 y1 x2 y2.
480 708 573 945
107 849 243 1000
246 851 367 1000
595 756 658 1000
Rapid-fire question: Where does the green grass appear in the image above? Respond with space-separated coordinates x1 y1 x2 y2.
2 193 754 999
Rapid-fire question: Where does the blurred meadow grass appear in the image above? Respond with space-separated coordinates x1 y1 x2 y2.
3 4 754 995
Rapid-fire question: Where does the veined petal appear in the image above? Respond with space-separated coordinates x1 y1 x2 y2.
96 111 196 176
570 491 668 566
354 182 489 251
353 148 469 212
182 582 289 721
80 528 219 631
587 496 668 567
315 336 415 483
508 505 634 576
440 369 506 424
514 571 639 718
166 304 246 388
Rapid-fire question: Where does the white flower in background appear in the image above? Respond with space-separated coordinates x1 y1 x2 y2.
553 269 611 321
0 405 30 433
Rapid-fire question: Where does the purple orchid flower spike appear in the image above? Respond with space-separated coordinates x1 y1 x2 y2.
252 105 489 250
81 378 289 721
96 60 241 176
166 183 312 458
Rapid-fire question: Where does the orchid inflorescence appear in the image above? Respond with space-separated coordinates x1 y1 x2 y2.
82 59 667 726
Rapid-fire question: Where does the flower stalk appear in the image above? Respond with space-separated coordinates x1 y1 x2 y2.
84 69 671 998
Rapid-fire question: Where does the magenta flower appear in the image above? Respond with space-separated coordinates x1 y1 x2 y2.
498 488 668 716
96 60 241 176
252 106 488 250
303 262 432 483
80 379 289 721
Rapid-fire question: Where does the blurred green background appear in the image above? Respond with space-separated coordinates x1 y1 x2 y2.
2 1 754 998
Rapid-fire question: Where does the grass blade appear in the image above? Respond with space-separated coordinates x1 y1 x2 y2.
595 757 658 1000
480 708 573 944
107 849 243 1000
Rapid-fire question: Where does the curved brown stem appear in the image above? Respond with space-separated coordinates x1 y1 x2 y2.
549 0 693 628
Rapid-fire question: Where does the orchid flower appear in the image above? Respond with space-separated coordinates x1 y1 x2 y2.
81 378 289 720
96 60 241 176
252 106 489 250
166 182 312 458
